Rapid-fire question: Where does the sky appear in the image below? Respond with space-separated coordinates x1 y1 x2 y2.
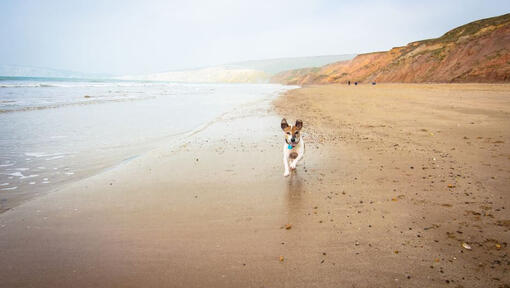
0 0 508 75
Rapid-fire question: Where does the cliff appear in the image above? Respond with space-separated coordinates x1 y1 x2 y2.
271 13 510 84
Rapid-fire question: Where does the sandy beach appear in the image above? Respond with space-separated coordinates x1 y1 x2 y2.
0 83 509 287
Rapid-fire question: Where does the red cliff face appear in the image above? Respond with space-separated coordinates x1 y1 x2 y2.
271 13 510 85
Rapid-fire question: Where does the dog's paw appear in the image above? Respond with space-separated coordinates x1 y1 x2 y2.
283 171 290 177
290 163 296 169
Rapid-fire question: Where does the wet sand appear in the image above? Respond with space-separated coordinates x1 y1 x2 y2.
0 84 509 287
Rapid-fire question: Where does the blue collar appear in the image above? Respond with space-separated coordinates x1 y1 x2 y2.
288 144 293 149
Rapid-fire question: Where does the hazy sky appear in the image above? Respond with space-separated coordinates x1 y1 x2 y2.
1 0 508 75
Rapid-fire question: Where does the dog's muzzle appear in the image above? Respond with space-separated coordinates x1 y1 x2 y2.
286 138 298 148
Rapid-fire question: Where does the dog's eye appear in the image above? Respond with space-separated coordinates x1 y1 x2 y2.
286 132 291 135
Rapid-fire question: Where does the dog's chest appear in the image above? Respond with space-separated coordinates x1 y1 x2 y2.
286 144 300 159
289 149 298 159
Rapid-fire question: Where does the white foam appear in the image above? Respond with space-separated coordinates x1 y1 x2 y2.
0 163 14 167
0 84 39 88
25 152 65 158
20 174 38 180
14 168 29 171
64 172 74 175
1 186 17 191
24 152 45 158
6 172 23 177
0 183 9 186
29 182 36 185
45 156 65 160
2 172 39 180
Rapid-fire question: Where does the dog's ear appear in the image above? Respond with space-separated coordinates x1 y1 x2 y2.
281 118 289 130
295 119 303 130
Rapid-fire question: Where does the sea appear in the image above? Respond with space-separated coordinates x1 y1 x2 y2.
0 76 293 212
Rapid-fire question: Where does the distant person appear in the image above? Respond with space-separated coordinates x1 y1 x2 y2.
348 80 351 85
354 82 358 86
372 82 376 85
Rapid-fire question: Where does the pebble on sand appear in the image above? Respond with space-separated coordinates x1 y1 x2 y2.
462 242 472 250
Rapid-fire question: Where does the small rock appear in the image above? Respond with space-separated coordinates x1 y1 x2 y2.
462 242 472 250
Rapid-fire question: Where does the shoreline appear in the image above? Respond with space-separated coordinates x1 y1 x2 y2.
0 83 509 287
0 83 293 214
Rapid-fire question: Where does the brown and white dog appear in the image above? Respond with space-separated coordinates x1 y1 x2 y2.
281 118 305 177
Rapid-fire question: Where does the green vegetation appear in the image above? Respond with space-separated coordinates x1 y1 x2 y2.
424 13 509 44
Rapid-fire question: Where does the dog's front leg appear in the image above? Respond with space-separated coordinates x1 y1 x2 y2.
290 141 304 169
283 154 290 177
290 159 298 169
289 157 297 170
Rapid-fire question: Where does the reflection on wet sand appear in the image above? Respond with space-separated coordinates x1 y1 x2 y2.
285 171 306 227
286 171 305 195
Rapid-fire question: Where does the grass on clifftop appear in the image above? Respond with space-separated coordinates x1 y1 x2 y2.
421 13 510 45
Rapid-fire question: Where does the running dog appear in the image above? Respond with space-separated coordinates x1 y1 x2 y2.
281 118 305 177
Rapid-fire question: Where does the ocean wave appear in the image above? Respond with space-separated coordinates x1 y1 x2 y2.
1 83 101 88
0 82 178 89
0 95 155 113
1 84 41 88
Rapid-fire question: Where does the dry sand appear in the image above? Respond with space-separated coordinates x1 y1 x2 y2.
0 84 509 287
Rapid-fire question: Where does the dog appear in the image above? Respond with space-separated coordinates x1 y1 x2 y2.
281 118 305 177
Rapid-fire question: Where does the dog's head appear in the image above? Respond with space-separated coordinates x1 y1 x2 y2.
281 118 303 147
